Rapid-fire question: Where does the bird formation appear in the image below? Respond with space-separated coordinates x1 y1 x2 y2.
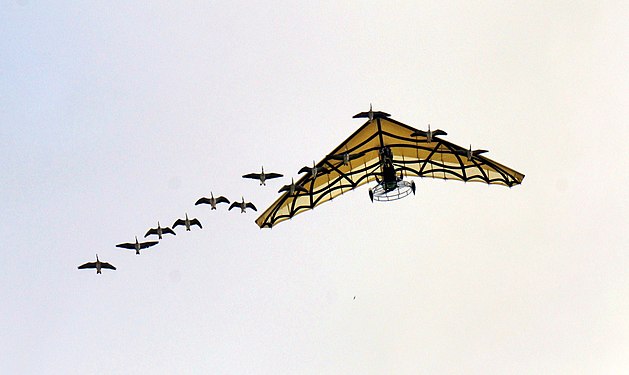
77 167 283 273
77 105 501 272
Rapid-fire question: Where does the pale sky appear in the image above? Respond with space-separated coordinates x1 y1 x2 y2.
1 1 628 374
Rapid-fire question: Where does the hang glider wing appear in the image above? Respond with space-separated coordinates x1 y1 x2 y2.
255 115 524 228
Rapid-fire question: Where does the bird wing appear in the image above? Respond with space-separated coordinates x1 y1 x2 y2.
228 202 239 210
172 219 185 228
298 166 311 174
215 196 230 204
328 152 365 162
452 147 470 156
195 197 211 205
116 243 136 249
256 115 524 228
139 241 158 249
162 227 176 235
348 152 365 160
78 262 96 269
245 203 257 211
411 129 448 138
352 110 391 119
190 219 202 229
242 173 261 179
264 173 283 179
144 228 157 237
278 185 289 193
100 262 116 270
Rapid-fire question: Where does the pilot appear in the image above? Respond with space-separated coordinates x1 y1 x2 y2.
382 159 398 191
379 146 393 162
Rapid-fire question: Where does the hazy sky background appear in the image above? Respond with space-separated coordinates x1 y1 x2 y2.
2 1 628 374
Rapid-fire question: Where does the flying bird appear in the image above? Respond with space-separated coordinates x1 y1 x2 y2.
327 151 365 166
229 197 257 213
410 124 447 143
173 213 202 231
352 103 390 122
299 161 329 177
242 166 283 186
144 221 176 240
278 178 308 196
454 145 489 161
116 236 158 255
195 192 230 210
78 254 116 274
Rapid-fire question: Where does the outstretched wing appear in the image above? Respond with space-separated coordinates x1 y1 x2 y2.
172 219 185 228
328 151 365 161
242 173 262 180
116 242 136 249
215 196 230 204
264 173 283 179
162 227 176 236
195 197 211 205
78 262 96 269
100 262 116 270
190 219 202 229
144 228 158 237
139 241 158 249
256 115 524 228
295 185 309 193
245 203 257 211
352 110 391 119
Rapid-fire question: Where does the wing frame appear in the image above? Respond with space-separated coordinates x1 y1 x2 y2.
256 116 524 228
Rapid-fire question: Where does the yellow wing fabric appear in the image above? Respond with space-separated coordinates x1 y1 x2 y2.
255 116 524 228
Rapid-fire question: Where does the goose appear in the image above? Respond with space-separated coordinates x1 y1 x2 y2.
229 197 257 213
78 254 116 274
172 213 202 231
299 161 329 177
195 192 230 210
410 124 447 143
454 145 488 161
327 151 365 166
352 103 391 122
144 221 176 240
116 236 158 255
278 178 308 196
242 166 283 186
